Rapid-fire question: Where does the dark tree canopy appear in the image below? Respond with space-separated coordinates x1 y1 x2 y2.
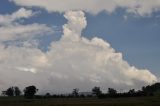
128 89 135 94
108 88 117 96
1 82 160 99
6 87 14 96
24 85 38 99
92 86 102 96
72 88 79 97
14 86 21 96
142 83 160 96
1 91 6 96
45 92 51 98
2 86 21 97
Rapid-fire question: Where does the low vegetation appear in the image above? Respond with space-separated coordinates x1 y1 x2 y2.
0 83 160 106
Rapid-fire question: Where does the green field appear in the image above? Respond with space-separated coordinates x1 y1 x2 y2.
0 97 160 106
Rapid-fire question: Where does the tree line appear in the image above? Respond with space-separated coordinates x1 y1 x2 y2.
1 83 160 99
2 85 38 99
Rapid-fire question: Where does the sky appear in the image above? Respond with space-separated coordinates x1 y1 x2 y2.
0 0 160 94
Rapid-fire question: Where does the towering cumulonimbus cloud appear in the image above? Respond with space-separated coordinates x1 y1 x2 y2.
0 10 157 94
10 0 160 16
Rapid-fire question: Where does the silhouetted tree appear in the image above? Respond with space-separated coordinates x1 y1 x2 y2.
108 88 117 97
45 93 51 98
92 86 102 97
6 87 14 96
46 93 51 96
24 85 38 99
2 86 21 96
14 86 21 96
128 89 135 94
1 91 6 96
142 83 160 96
72 88 79 97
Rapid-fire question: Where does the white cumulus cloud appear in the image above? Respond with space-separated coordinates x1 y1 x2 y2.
0 10 157 94
10 0 160 16
0 8 53 42
0 8 33 25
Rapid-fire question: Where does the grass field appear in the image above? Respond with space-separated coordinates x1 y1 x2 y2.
0 96 160 106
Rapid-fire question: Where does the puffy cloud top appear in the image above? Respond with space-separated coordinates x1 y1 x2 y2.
0 10 157 93
62 11 87 41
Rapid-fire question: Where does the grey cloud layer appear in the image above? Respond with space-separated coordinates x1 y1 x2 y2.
11 0 160 16
0 10 157 93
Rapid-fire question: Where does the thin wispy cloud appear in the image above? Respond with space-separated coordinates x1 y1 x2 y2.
0 8 53 42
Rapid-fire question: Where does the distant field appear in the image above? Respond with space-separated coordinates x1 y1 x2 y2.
0 97 160 106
